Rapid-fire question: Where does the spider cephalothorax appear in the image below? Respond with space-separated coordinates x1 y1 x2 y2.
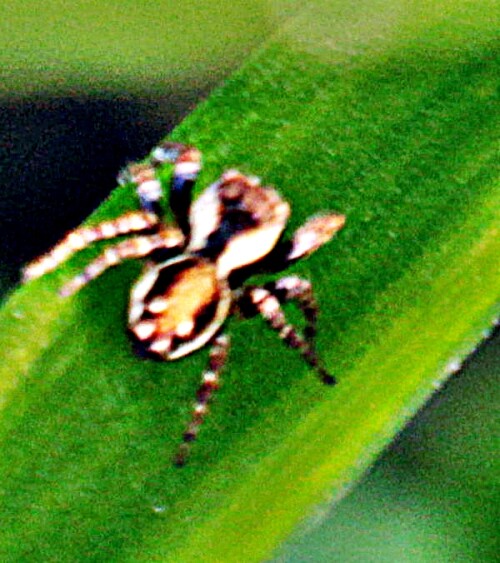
23 142 345 465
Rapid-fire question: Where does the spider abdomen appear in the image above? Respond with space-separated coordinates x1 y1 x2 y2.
128 256 231 360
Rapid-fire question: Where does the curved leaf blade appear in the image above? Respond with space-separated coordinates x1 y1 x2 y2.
0 0 498 560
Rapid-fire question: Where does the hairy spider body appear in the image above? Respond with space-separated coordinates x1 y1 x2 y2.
23 142 345 465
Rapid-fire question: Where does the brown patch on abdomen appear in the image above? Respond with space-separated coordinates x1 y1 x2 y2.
149 260 219 339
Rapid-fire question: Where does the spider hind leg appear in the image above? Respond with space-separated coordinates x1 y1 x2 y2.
241 279 336 385
59 228 184 296
175 333 230 467
22 211 159 283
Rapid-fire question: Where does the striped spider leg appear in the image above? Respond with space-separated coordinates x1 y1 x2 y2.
238 277 334 385
59 227 185 297
174 333 230 466
235 213 345 385
22 210 162 283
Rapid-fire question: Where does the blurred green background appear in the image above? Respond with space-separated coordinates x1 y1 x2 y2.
1 2 498 560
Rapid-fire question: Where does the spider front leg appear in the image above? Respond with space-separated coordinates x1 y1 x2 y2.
120 142 201 236
151 142 201 237
175 333 230 467
118 162 164 219
238 282 335 385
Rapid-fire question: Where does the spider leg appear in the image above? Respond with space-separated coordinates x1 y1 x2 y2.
264 213 346 273
175 333 230 467
119 142 201 234
152 142 202 237
59 228 184 296
118 162 164 219
22 211 160 282
287 213 345 262
265 276 318 343
239 284 336 385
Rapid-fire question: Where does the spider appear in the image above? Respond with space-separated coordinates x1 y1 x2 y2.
22 142 345 465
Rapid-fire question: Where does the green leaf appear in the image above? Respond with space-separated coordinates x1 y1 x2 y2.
0 0 498 560
277 329 500 561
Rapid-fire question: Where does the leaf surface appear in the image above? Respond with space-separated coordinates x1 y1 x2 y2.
0 1 498 560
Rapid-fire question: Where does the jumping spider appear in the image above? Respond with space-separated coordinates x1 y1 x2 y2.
23 142 345 465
